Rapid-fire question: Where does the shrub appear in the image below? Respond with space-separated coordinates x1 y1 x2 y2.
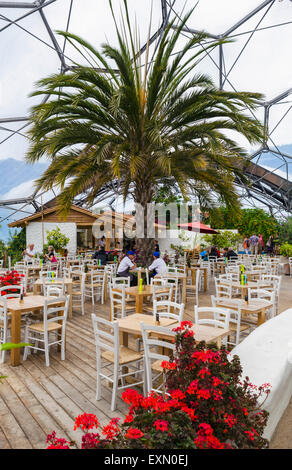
46 322 270 449
279 243 292 258
44 227 69 253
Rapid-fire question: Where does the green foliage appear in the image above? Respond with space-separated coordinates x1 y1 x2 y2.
44 227 69 253
279 216 292 244
279 243 292 258
153 185 183 205
203 206 280 245
203 230 241 249
203 205 240 229
6 228 26 265
235 208 280 242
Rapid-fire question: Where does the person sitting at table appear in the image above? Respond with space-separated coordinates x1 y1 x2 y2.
92 245 108 265
117 251 137 286
223 247 238 260
209 246 219 258
23 243 36 263
199 248 208 261
148 251 167 278
44 245 57 264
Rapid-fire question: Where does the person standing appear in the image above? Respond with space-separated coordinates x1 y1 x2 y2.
249 234 259 255
243 237 250 255
266 235 274 256
117 250 137 286
258 234 264 255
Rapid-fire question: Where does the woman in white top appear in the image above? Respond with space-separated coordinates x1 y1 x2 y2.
117 251 137 286
149 252 167 278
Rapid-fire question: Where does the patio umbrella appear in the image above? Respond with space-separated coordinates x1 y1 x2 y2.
177 221 218 234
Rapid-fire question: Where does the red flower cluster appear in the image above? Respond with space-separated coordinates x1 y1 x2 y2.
125 428 144 439
102 418 120 440
74 413 100 431
46 431 70 449
153 420 168 432
0 270 24 296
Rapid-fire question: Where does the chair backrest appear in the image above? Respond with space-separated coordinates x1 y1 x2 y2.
166 266 177 274
210 296 241 345
175 264 186 275
140 322 176 394
0 284 23 298
112 276 130 288
91 314 119 366
248 288 275 316
43 295 69 331
150 277 167 286
153 300 184 322
45 286 64 297
110 286 126 320
194 305 230 330
152 284 173 304
0 297 8 325
214 278 232 298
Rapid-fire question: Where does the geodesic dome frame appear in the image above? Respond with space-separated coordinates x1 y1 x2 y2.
1 0 292 226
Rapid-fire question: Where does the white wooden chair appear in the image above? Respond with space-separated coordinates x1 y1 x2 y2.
248 288 276 320
110 286 135 320
23 295 69 366
194 305 230 346
84 271 105 305
153 300 184 323
141 321 176 395
161 275 179 303
71 272 85 315
0 297 10 363
91 314 144 411
42 278 65 296
214 278 232 299
186 269 201 305
211 295 249 346
44 286 64 297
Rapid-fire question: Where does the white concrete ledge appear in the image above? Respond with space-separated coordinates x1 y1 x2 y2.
230 308 292 441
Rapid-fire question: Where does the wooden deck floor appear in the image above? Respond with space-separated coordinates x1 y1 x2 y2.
0 276 291 449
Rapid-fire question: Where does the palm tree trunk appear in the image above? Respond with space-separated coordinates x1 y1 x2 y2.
134 183 155 266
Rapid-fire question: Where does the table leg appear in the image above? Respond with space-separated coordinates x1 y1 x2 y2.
257 309 266 326
10 310 21 366
68 283 73 319
120 331 128 348
204 270 207 291
191 269 195 285
104 274 108 302
182 278 187 304
136 296 143 313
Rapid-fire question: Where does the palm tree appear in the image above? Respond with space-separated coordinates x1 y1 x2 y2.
26 1 264 262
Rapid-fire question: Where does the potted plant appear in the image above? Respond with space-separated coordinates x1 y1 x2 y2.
44 227 70 256
279 243 292 275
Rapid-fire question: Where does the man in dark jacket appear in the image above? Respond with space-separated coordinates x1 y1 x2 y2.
223 247 238 260
92 245 108 265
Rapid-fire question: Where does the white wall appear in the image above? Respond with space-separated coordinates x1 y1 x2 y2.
158 229 204 252
26 221 76 254
231 309 292 441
